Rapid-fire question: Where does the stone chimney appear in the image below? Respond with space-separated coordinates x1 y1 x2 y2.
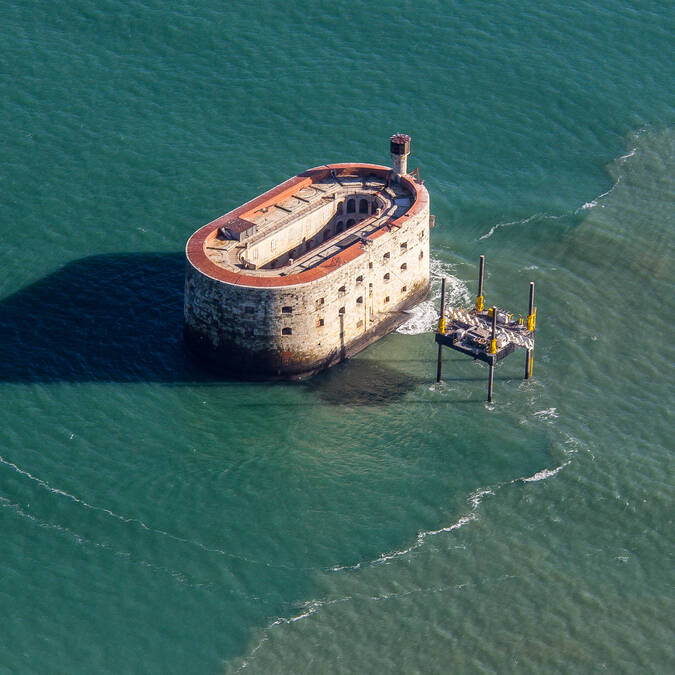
390 133 411 183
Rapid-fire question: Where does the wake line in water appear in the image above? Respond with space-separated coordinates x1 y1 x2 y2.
0 495 204 589
233 455 574 672
330 450 573 574
478 141 640 239
0 454 306 571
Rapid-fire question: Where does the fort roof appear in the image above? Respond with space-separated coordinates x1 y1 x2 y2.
186 163 428 288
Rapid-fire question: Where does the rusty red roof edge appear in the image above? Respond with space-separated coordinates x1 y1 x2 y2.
185 163 428 288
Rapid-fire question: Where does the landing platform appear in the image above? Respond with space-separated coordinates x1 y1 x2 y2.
435 307 535 365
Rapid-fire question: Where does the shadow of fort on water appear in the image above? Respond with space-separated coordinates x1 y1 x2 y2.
0 253 437 401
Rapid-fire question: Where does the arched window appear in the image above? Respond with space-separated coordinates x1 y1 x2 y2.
359 199 369 213
384 273 390 281
337 203 344 215
347 199 355 213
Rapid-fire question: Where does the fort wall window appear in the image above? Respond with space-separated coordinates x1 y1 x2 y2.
384 273 390 281
400 242 407 251
401 262 407 270
359 199 369 213
356 296 363 303
383 252 390 261
339 306 345 314
282 306 293 314
338 285 346 294
384 296 390 303
401 286 407 293
282 327 292 335
316 318 324 327
356 275 363 283
337 203 344 214
347 199 355 213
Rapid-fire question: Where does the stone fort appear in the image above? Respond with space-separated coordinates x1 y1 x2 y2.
184 134 431 377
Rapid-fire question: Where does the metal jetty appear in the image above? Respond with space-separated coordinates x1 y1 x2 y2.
434 256 537 402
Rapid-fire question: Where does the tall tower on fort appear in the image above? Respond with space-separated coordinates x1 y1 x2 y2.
390 133 411 182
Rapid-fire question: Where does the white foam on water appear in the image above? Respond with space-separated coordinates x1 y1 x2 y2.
517 461 571 483
478 212 563 240
397 257 470 335
577 175 622 212
533 407 559 420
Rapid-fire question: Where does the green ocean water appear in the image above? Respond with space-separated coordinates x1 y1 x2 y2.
1 0 673 672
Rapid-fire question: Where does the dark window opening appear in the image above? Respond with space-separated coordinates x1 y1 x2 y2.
400 242 407 251
359 199 369 213
317 297 325 305
401 262 407 270
401 286 407 293
339 306 345 314
383 252 390 261
282 306 293 314
282 327 292 335
419 250 424 260
347 199 355 213
337 203 344 214
356 275 363 283
316 318 324 327
356 296 363 303
384 296 390 303
384 273 390 281
338 285 346 294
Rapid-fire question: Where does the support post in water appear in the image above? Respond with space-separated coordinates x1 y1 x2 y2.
488 305 497 402
436 277 447 383
475 255 485 311
525 281 536 379
434 256 538 402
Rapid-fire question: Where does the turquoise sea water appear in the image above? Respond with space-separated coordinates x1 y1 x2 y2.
1 1 673 672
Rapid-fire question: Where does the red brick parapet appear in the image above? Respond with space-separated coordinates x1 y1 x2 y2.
185 163 429 288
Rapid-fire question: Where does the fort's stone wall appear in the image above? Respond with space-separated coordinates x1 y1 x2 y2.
184 197 430 378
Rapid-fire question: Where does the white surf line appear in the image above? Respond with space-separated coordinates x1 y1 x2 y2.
514 461 571 483
478 212 566 241
0 495 208 589
234 457 575 671
0 454 303 570
577 175 622 211
330 452 574 574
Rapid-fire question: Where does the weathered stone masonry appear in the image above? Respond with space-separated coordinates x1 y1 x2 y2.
184 138 430 378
